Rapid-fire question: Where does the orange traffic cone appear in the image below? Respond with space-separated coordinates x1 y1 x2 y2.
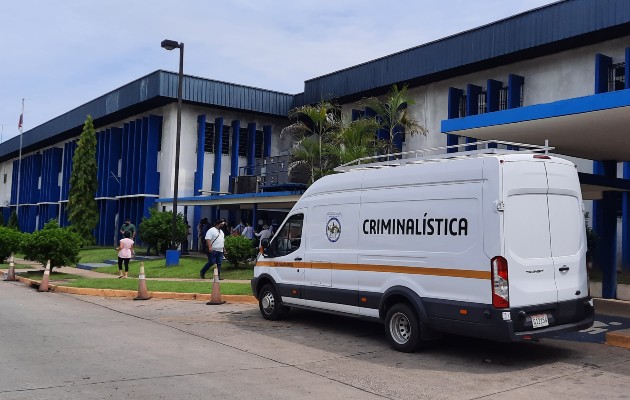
38 260 51 292
134 263 150 300
206 267 225 305
4 253 16 281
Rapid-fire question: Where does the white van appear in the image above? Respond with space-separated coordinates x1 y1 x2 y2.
251 143 594 352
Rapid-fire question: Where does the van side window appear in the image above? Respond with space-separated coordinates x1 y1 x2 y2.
271 214 304 257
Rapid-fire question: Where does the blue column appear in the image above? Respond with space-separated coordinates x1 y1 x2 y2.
592 160 618 299
507 74 525 109
211 117 223 193
263 125 272 158
595 53 612 94
247 122 256 175
623 162 630 272
229 120 240 193
486 79 502 113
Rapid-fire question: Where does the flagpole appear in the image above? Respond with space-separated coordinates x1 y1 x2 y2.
16 99 24 217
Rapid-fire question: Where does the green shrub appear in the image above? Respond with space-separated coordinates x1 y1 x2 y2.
224 235 254 268
0 226 23 263
21 220 81 271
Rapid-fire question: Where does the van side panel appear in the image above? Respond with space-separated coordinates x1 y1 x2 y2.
481 158 502 261
357 179 490 317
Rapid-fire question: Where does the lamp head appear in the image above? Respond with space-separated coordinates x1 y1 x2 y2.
161 39 179 50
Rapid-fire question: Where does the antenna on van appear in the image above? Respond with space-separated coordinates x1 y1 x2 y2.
334 140 555 172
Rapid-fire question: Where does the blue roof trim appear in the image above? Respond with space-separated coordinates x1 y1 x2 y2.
0 70 296 162
303 0 630 104
158 191 304 203
441 89 630 133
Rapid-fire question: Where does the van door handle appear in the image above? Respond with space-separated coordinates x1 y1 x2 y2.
559 266 569 272
294 257 302 261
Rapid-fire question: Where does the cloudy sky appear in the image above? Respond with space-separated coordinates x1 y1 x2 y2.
0 0 558 142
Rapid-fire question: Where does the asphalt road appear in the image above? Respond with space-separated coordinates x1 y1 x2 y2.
1 282 629 400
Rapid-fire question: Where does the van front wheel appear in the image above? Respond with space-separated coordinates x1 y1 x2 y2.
259 284 285 320
385 303 421 352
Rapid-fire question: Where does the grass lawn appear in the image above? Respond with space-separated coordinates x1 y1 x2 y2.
63 278 252 295
88 255 254 280
78 246 148 263
588 268 630 285
20 270 85 281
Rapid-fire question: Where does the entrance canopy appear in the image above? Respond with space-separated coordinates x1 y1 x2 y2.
442 90 630 162
442 90 630 200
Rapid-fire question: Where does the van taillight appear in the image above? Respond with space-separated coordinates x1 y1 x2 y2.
491 256 509 308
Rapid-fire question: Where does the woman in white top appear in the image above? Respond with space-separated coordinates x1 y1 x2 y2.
116 231 134 278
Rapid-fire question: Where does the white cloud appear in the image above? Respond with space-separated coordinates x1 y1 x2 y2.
0 0 557 141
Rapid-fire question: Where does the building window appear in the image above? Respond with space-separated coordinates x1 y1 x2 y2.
498 87 508 110
204 123 215 153
519 84 524 107
478 92 487 114
458 95 467 118
238 128 248 157
255 130 264 159
608 62 626 92
221 126 230 155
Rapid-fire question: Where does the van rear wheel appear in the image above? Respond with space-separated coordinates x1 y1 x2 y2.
385 303 421 352
259 284 285 320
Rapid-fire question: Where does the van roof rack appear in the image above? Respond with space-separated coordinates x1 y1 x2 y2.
334 140 555 172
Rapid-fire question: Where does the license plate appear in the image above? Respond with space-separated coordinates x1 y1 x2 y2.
531 313 549 329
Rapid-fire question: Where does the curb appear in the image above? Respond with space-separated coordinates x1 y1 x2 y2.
606 328 630 349
7 274 257 305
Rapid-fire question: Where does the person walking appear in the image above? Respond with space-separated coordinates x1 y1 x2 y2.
241 222 254 240
200 219 226 280
197 218 210 253
255 224 273 244
116 231 134 278
120 218 136 258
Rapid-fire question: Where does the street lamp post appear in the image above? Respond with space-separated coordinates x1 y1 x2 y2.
161 39 184 255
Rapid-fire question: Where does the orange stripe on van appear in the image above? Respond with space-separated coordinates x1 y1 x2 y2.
255 261 489 280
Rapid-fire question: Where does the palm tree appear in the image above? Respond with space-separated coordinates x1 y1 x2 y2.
281 101 340 184
360 84 427 155
327 117 386 168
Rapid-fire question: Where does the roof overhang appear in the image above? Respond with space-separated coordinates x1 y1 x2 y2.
441 89 630 162
156 191 302 210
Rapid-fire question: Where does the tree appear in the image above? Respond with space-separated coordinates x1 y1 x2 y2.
67 115 99 246
7 210 19 230
21 219 81 271
281 101 340 184
0 226 23 263
360 84 427 155
138 209 188 255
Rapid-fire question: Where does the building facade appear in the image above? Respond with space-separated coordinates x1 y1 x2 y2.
0 0 628 296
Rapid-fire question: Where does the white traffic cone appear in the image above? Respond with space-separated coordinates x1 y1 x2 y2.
134 263 151 300
4 253 16 281
206 267 225 305
38 260 51 292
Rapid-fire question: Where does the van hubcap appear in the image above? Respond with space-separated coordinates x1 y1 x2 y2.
390 312 411 344
261 292 275 313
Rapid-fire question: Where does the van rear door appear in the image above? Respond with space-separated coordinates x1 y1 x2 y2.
545 162 588 302
502 160 557 307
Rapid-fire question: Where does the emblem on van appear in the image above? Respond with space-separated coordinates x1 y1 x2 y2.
525 269 543 273
326 217 341 242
